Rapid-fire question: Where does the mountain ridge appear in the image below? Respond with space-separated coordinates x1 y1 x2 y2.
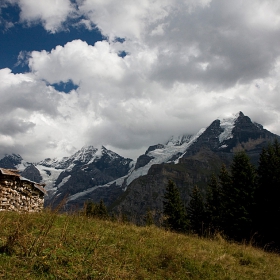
112 111 280 222
0 111 279 218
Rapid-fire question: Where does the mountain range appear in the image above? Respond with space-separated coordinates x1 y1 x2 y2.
0 112 278 223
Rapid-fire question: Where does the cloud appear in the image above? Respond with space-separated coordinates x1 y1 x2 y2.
2 0 75 32
1 0 280 162
77 0 212 40
76 0 165 40
0 0 15 30
0 118 35 136
0 68 65 160
143 0 280 89
15 51 30 68
74 0 280 90
0 68 61 116
29 40 125 84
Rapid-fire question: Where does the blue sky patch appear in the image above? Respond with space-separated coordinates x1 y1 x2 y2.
51 80 78 93
0 4 104 73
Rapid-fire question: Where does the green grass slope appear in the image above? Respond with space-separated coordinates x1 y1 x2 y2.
0 211 280 279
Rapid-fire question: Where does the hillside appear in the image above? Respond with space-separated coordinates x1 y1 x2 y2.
0 211 280 279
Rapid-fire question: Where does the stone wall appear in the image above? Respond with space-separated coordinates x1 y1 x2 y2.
0 175 44 212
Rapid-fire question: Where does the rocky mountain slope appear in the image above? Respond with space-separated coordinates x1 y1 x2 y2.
0 154 23 169
47 146 134 208
112 112 280 223
0 146 134 209
0 112 279 219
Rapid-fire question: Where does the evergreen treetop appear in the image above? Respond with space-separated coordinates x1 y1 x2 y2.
205 174 222 233
187 185 205 236
163 180 188 232
256 139 280 248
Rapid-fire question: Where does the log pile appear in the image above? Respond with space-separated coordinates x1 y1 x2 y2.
0 168 46 212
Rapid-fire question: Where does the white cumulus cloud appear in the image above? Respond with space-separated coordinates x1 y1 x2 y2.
2 0 75 32
1 0 280 161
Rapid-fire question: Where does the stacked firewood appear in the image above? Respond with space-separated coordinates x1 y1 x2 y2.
0 179 44 212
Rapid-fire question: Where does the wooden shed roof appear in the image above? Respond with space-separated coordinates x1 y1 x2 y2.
0 168 20 177
0 168 47 195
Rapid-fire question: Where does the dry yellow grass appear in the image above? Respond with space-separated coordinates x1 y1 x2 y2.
0 210 280 279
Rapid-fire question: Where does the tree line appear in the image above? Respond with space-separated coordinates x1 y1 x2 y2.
163 140 280 250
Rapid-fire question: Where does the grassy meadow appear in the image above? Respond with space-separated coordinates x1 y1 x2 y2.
0 210 280 279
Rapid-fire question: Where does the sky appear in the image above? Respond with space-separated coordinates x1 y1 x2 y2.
1 0 280 162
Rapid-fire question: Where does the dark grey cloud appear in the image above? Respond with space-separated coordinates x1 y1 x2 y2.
147 0 280 89
0 77 61 117
0 118 35 136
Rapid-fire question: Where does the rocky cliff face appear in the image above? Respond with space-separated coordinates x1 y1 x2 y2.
0 154 23 169
43 146 134 208
21 164 42 183
181 112 278 165
114 148 224 224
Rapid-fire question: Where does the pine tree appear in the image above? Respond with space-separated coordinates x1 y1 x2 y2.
205 174 222 234
163 180 188 232
256 140 280 248
221 152 256 241
187 185 205 235
96 199 109 219
231 151 256 240
83 200 109 220
218 164 232 234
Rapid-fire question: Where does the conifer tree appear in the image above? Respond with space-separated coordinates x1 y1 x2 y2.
230 151 256 240
221 152 256 241
163 180 188 232
218 164 232 233
256 139 280 248
96 199 109 219
205 174 222 233
84 200 109 219
187 185 205 236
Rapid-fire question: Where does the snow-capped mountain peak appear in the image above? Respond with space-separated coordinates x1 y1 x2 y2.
70 145 99 163
37 157 69 168
1 111 278 213
218 112 240 143
5 153 23 162
101 146 119 159
166 134 193 146
0 153 24 169
125 129 205 187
